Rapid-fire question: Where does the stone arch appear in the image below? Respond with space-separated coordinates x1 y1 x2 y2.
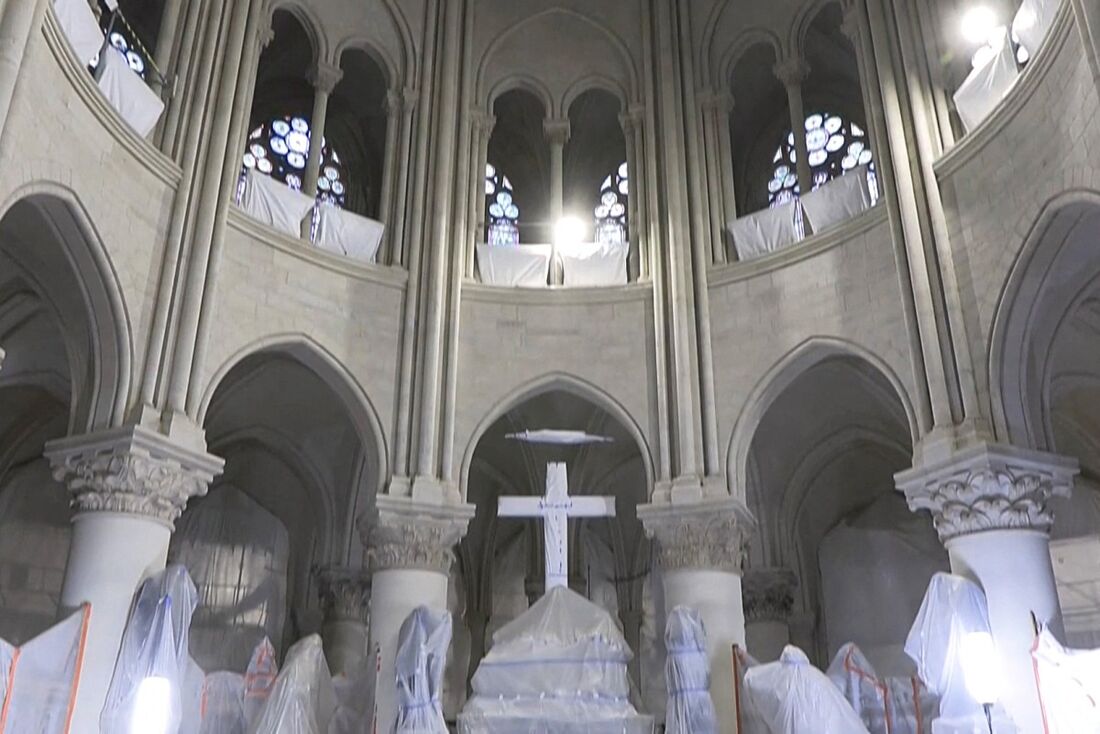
561 75 629 120
789 0 844 57
716 29 783 91
333 37 400 90
267 0 326 65
485 75 554 117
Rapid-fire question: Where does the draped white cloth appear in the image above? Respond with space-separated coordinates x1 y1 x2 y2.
953 33 1020 132
53 0 104 66
800 166 873 236
1012 0 1060 56
395 606 451 734
314 207 385 263
240 170 316 237
560 242 629 287
95 47 165 137
476 244 551 287
1031 626 1100 733
728 200 801 260
664 607 717 734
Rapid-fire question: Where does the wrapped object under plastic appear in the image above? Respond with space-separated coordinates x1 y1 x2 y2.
394 606 451 734
330 653 377 734
733 645 769 734
243 637 279 724
743 645 870 734
193 672 246 734
826 642 938 734
664 606 717 734
249 634 336 734
0 603 90 733
1032 625 1100 732
101 565 199 734
179 657 207 734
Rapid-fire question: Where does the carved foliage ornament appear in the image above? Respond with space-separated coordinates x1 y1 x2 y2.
363 517 462 574
742 568 798 623
648 511 752 574
317 568 371 623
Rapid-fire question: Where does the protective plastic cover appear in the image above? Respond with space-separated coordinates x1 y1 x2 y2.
799 165 872 236
395 606 451 734
459 587 653 734
0 603 90 733
742 646 870 734
101 565 200 734
1032 625 1100 732
241 170 316 237
952 31 1020 132
198 672 246 734
53 0 105 65
733 645 769 734
826 642 937 734
249 634 336 734
315 206 385 263
664 607 717 734
1012 0 1060 56
243 638 279 725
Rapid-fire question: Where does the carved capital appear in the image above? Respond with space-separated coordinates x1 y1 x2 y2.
772 57 810 87
316 566 371 623
359 495 475 574
543 117 571 146
309 62 344 94
618 105 644 134
638 497 755 574
897 443 1078 542
257 24 276 49
698 89 735 114
743 567 798 623
46 426 224 529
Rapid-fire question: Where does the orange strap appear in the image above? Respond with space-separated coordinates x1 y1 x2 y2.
0 649 22 733
62 604 92 733
1031 634 1052 734
842 648 891 733
911 677 924 734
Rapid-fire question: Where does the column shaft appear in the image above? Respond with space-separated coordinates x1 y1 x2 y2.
303 63 343 201
0 0 45 142
150 0 183 95
377 90 401 262
715 98 738 259
619 111 640 280
775 58 813 196
388 90 417 268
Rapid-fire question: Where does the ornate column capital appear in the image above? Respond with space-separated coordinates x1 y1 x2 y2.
316 566 371 623
618 105 644 134
742 567 798 623
772 56 810 88
257 23 276 49
46 426 224 529
308 62 344 94
469 109 496 136
638 497 755 574
359 496 475 574
543 117 571 146
698 89 735 114
896 443 1078 542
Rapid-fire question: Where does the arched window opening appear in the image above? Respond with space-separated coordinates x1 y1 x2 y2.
91 0 164 80
767 112 877 208
594 163 628 245
238 116 348 210
485 164 520 245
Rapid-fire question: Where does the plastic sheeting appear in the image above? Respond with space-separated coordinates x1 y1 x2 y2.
101 565 199 734
476 244 551 287
733 645 768 734
664 607 717 734
240 170 316 237
95 46 165 137
560 242 629 287
395 606 451 734
743 646 870 734
53 0 104 65
1012 0 1060 56
1032 626 1100 732
314 207 385 263
728 201 801 261
0 603 90 733
197 672 246 734
459 587 653 734
330 654 377 734
952 32 1020 133
243 638 279 725
249 634 336 734
826 643 937 734
800 166 873 236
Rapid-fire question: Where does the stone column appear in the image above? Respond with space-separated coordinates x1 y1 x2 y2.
150 0 183 95
544 118 571 226
46 426 223 733
639 498 754 733
619 107 642 281
360 497 474 733
465 111 494 276
1071 0 1100 87
698 90 735 265
0 0 46 141
377 89 401 262
742 567 797 662
773 57 813 197
897 443 1078 733
387 88 418 267
302 62 344 200
316 567 371 676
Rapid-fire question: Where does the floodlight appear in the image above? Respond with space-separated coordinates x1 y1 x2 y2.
961 6 999 45
130 676 172 734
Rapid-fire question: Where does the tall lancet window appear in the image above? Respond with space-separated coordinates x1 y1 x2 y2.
485 164 520 245
239 116 347 208
767 112 877 207
594 163 628 245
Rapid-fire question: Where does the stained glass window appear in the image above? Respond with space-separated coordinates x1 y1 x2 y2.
238 116 347 209
594 162 628 245
92 3 154 79
485 164 520 245
767 113 878 208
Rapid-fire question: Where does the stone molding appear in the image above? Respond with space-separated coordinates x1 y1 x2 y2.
316 566 371 623
742 567 798 623
638 496 755 573
772 57 810 87
543 117 571 146
46 426 224 529
359 495 475 574
896 443 1078 542
309 62 343 94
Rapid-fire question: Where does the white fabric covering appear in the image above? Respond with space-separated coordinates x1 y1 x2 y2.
53 0 104 66
733 645 769 734
1032 626 1100 732
664 606 717 734
728 201 801 261
952 34 1020 133
476 244 551 287
826 643 938 734
314 206 385 263
249 635 336 734
95 47 165 138
240 170 316 237
560 242 629 287
0 604 90 732
330 658 377 734
459 586 653 733
800 166 873 235
1012 0 1060 56
743 646 870 734
395 606 451 734
198 671 246 734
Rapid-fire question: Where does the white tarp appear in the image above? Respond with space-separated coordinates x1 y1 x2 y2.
800 166 873 236
314 206 385 264
240 170 316 237
1032 626 1100 732
53 0 104 66
826 643 937 734
664 607 717 734
728 201 801 261
953 33 1020 133
243 638 279 726
395 606 451 734
459 586 653 734
95 46 165 137
0 604 90 733
1012 0 1060 56
733 645 769 734
476 244 551 287
249 635 336 734
101 565 199 734
743 646 870 734
197 672 246 734
560 242 629 287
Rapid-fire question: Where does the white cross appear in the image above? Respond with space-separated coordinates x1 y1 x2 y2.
497 462 616 592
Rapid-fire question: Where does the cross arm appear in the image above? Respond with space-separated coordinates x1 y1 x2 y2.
497 496 546 517
567 496 616 517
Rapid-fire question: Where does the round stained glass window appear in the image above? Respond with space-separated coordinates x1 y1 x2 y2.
286 152 306 169
324 166 339 181
767 111 878 209
270 138 289 155
291 117 308 133
272 120 290 136
286 131 310 154
594 162 628 245
485 164 521 245
240 116 347 209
